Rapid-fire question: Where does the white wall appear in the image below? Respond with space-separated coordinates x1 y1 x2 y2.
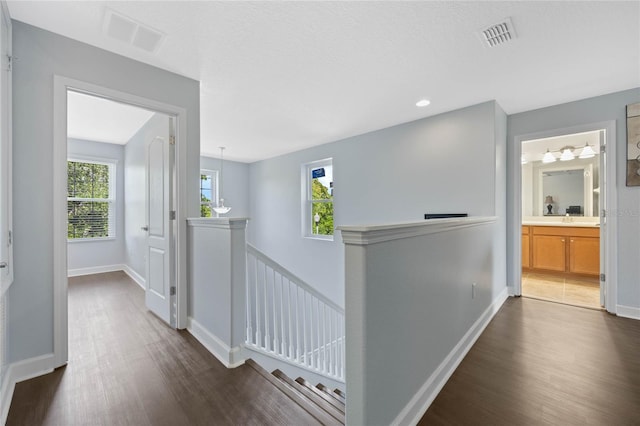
200 156 250 218
508 87 640 310
67 139 125 272
124 114 168 281
249 101 503 307
8 22 200 364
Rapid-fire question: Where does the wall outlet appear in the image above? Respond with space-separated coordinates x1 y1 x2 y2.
472 282 477 299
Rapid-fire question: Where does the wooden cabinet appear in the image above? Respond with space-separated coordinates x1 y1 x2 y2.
569 237 600 275
532 235 566 271
523 225 599 277
522 226 530 269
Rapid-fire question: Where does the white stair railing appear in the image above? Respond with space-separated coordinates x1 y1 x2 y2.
245 243 345 382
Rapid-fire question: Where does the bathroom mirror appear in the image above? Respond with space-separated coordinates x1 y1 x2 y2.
522 157 599 217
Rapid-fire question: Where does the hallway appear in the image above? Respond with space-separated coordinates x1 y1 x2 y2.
6 272 318 425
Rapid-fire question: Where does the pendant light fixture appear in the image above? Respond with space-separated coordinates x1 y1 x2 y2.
542 149 556 164
579 143 596 159
212 146 231 216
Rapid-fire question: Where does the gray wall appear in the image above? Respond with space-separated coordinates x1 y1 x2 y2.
8 22 200 363
249 101 504 307
508 87 640 309
67 139 125 271
124 114 169 280
200 156 251 218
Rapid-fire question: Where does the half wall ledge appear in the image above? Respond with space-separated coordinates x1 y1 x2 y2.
337 216 497 245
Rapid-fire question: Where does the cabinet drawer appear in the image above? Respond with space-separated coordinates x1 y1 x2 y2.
532 226 599 237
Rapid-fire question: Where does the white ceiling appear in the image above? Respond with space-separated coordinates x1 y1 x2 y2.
7 1 640 163
67 91 155 144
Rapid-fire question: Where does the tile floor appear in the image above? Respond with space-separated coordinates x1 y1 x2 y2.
521 271 601 309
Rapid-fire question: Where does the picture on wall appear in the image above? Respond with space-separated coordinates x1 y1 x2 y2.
627 102 640 186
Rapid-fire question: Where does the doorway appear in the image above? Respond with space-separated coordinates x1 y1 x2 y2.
53 77 188 368
511 120 618 314
520 130 603 309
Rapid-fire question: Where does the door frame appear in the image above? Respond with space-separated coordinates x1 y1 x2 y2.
53 76 188 368
509 120 617 314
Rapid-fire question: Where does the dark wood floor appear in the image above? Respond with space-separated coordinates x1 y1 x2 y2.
7 272 320 426
8 274 640 425
421 297 640 425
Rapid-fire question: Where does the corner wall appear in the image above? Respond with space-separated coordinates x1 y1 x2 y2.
249 101 505 307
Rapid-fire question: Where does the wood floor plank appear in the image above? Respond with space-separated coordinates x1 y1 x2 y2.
420 297 640 425
6 272 321 426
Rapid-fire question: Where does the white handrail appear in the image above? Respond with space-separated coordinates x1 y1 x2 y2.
245 243 345 382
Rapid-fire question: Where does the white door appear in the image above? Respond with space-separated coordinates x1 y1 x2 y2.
144 117 175 326
599 129 606 307
0 7 12 291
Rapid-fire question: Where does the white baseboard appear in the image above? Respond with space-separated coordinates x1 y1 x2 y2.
186 317 245 368
391 287 510 426
67 264 124 277
617 305 640 320
122 265 146 290
1 353 56 425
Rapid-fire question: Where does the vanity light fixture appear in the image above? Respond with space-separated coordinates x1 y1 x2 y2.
542 149 556 164
416 99 431 107
559 147 575 161
579 143 596 159
212 146 231 216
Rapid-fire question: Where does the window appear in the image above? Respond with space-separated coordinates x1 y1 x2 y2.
200 169 218 217
67 159 115 240
304 159 334 239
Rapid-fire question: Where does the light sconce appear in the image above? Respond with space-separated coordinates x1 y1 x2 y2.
542 149 556 164
579 143 596 159
559 146 575 161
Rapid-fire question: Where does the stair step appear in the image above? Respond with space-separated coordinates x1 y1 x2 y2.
245 360 342 426
272 370 345 424
295 377 345 414
316 383 346 405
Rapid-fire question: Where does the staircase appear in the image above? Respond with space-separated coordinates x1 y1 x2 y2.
246 359 346 425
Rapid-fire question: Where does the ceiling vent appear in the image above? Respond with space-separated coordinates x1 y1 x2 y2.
103 9 165 54
479 17 517 48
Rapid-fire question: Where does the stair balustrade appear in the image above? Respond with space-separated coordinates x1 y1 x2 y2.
245 243 345 382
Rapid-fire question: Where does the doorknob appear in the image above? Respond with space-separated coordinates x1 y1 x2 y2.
0 262 7 269
141 226 149 231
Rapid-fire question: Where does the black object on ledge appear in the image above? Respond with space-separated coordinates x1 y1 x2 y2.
424 213 468 220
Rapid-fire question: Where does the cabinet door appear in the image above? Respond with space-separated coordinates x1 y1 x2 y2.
569 237 600 275
522 234 530 268
532 235 566 271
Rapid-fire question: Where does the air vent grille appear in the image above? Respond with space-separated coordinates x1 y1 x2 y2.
480 17 517 48
103 9 165 54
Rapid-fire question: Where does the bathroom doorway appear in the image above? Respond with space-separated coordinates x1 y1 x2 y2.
520 129 604 309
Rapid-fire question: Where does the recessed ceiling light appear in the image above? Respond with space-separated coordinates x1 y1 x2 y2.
416 99 431 107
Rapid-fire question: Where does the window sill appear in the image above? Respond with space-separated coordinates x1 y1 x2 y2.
304 234 334 242
67 237 116 243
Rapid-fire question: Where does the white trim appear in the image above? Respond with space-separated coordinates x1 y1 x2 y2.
54 76 190 370
67 264 125 277
186 217 249 229
186 317 245 368
391 288 509 426
339 216 496 245
122 264 146 290
511 120 617 314
616 305 640 320
1 353 55 425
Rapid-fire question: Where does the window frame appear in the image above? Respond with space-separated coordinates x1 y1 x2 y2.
302 158 334 241
67 156 117 242
200 168 219 218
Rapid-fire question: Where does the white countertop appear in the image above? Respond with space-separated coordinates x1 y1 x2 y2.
522 216 600 227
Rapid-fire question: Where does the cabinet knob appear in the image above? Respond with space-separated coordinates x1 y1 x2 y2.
561 239 565 242
571 239 574 243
